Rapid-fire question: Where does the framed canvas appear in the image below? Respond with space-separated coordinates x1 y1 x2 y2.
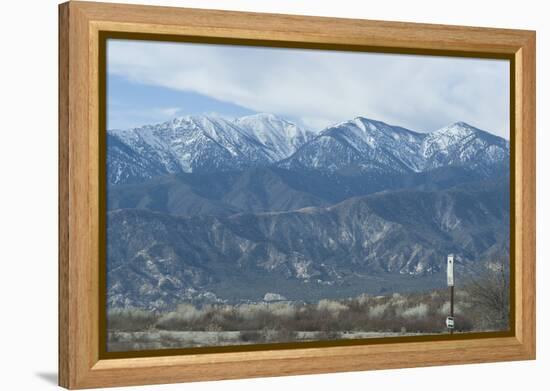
58 1 536 389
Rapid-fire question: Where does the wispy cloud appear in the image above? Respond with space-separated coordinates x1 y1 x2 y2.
157 107 181 117
107 39 509 138
107 104 183 129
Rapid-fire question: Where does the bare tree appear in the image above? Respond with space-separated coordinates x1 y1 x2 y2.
465 258 510 331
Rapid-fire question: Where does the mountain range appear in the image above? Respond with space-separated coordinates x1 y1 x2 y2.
106 114 510 309
107 114 509 185
107 114 315 185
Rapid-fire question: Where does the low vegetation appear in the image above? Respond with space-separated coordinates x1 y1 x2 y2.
107 262 509 351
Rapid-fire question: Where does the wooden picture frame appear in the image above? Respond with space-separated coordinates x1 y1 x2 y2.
59 1 536 389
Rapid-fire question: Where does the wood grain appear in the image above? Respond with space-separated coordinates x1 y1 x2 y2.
58 3 70 387
58 1 536 388
516 34 536 354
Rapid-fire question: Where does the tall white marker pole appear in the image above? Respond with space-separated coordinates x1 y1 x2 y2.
447 254 455 334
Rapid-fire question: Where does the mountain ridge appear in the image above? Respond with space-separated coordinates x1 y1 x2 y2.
108 114 314 184
281 117 508 174
107 177 509 309
107 164 506 217
107 114 509 185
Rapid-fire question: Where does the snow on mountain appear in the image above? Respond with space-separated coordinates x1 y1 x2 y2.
234 113 315 161
281 118 509 174
420 121 510 170
108 114 310 184
279 117 426 173
108 114 509 185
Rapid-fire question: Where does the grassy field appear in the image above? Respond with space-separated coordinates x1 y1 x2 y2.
107 282 509 352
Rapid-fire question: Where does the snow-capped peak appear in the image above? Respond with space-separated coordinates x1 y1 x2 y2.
234 113 314 160
420 121 509 170
107 114 510 185
423 121 507 150
432 121 479 137
281 117 508 175
107 113 316 184
283 116 426 173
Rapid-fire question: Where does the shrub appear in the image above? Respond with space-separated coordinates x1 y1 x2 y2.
401 303 429 318
175 303 204 322
107 308 158 331
268 302 296 318
368 303 388 318
156 311 191 330
463 258 510 331
317 299 348 316
108 284 498 339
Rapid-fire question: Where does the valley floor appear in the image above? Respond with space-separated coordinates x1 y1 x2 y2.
107 330 427 352
106 282 509 352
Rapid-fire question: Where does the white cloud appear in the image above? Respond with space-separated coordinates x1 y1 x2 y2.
107 39 509 138
157 107 181 117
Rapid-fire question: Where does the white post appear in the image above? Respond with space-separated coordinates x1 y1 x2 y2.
447 254 454 287
447 254 455 334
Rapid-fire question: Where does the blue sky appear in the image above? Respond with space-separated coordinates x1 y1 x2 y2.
108 74 256 129
107 39 510 138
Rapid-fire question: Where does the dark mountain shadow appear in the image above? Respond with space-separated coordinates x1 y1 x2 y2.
107 164 507 217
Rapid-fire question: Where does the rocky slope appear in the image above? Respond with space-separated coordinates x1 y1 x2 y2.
107 178 509 309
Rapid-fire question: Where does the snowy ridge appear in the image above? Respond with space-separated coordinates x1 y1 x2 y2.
108 114 312 184
420 121 510 170
108 114 509 184
280 117 426 173
235 113 315 161
282 117 508 174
